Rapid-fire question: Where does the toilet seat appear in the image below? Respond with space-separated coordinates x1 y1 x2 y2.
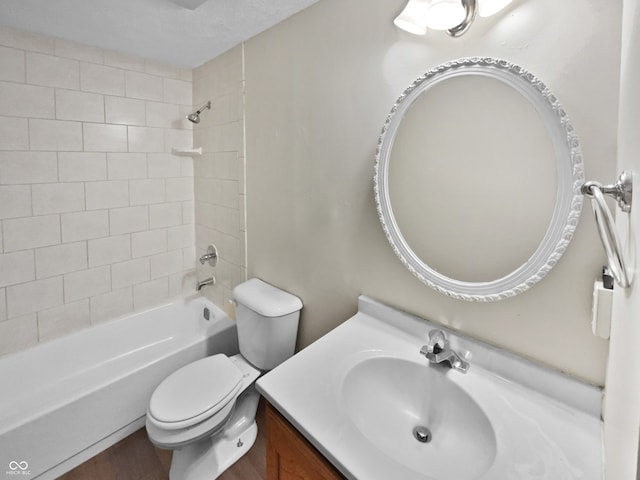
147 354 243 430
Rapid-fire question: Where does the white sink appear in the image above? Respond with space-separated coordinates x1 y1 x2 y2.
256 296 603 480
341 355 496 479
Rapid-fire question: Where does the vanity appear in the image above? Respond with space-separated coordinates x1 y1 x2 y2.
265 402 345 480
257 296 603 480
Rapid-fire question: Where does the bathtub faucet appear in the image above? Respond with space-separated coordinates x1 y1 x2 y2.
420 329 469 373
197 277 215 291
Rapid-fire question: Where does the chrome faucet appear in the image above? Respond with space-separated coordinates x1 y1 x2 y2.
197 277 215 291
420 329 469 373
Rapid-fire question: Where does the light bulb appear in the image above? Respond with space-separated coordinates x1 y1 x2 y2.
425 0 467 30
393 0 430 35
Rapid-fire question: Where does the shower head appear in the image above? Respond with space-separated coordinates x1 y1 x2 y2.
186 101 211 124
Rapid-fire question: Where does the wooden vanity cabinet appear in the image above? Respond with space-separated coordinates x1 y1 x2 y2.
266 402 346 480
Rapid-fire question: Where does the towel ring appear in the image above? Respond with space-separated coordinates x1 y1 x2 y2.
581 171 633 288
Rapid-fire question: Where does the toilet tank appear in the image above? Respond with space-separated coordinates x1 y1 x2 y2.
232 278 302 371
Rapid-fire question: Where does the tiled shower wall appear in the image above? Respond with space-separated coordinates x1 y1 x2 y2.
0 27 197 356
193 46 247 308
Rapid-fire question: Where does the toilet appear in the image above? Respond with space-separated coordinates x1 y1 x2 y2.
145 278 302 480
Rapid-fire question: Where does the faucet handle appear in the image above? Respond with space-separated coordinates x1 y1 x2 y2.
426 329 447 354
199 244 218 267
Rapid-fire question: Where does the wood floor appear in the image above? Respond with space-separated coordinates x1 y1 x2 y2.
59 401 267 480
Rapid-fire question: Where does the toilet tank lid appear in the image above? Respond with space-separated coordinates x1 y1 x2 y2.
233 278 302 317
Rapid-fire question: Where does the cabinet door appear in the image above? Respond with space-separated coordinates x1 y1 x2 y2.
266 402 345 480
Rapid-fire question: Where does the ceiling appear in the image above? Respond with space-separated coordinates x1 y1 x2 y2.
0 0 321 68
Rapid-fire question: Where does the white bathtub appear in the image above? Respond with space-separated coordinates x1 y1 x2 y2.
0 295 238 479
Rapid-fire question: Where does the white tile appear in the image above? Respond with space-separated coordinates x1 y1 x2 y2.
103 51 144 72
0 27 53 53
133 277 168 310
0 185 31 219
58 152 107 181
130 179 165 205
7 276 63 318
83 123 127 152
35 241 87 279
0 250 35 288
107 153 147 179
85 180 129 210
0 151 57 184
37 299 90 341
32 182 85 215
109 206 149 235
144 60 181 79
26 52 79 89
0 117 28 150
168 224 195 250
163 78 192 105
181 157 194 177
182 246 196 270
195 201 215 229
105 96 146 126
112 257 150 289
54 39 103 63
182 200 195 224
197 179 217 205
29 119 82 151
128 126 164 152
0 46 25 82
0 288 6 321
132 229 167 258
146 102 180 128
80 62 125 96
125 71 163 101
90 287 132 324
164 129 192 153
61 210 108 242
166 177 194 202
148 153 181 178
221 180 239 209
169 270 196 297
88 234 130 267
211 91 243 124
150 249 183 279
0 81 54 118
178 68 192 82
64 265 111 302
55 89 104 122
3 215 60 252
150 202 182 229
0 314 37 355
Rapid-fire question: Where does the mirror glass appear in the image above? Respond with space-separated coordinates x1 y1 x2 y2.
374 58 584 301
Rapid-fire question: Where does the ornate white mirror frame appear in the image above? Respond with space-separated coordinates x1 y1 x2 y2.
374 57 584 301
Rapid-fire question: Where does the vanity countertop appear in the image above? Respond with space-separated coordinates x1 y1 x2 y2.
256 295 603 480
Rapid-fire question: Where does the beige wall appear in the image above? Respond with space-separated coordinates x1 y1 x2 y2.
244 0 621 385
192 46 247 308
0 27 196 356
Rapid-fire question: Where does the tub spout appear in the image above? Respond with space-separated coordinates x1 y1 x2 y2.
197 277 215 291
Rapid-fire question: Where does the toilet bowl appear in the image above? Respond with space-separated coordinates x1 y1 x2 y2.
145 278 302 480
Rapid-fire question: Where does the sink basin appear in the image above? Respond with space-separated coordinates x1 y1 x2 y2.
256 295 603 480
340 356 496 479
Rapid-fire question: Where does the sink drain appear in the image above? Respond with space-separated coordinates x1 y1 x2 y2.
413 426 432 443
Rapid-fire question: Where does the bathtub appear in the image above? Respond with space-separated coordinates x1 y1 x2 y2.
0 295 238 479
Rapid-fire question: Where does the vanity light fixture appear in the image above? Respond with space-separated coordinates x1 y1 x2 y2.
394 0 512 37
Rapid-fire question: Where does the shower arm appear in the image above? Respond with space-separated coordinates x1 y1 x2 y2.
195 101 211 114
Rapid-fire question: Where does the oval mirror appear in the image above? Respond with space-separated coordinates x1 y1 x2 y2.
374 57 584 301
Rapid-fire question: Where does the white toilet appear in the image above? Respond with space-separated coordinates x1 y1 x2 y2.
145 278 302 480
